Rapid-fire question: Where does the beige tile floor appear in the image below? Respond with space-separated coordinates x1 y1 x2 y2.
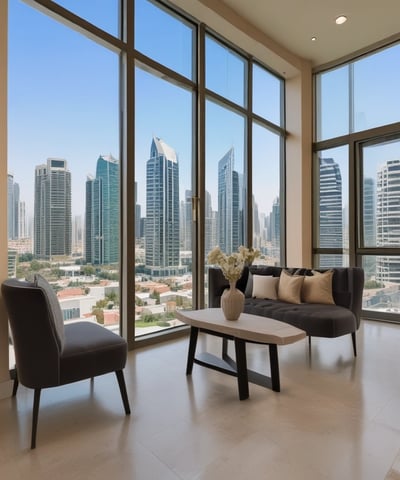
1 319 400 479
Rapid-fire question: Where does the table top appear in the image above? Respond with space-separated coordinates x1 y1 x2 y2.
176 308 306 345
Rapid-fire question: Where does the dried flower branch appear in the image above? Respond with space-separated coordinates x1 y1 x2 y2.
207 246 260 282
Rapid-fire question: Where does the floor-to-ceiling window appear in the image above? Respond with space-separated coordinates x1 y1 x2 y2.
8 0 285 347
314 41 400 322
7 0 120 352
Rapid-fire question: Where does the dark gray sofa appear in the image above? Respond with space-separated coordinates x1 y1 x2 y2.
208 265 365 356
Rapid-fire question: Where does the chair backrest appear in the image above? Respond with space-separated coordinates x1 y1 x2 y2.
1 277 65 389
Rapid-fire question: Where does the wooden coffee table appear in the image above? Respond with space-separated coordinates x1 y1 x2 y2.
176 308 306 400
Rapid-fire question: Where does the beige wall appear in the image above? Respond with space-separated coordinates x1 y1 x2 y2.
286 67 313 268
0 0 313 396
0 0 12 398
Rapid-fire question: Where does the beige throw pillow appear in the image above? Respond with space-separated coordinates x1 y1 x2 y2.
278 270 304 304
302 270 335 304
252 275 279 300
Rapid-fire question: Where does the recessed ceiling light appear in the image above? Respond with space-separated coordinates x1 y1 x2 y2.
311 36 317 42
335 15 347 25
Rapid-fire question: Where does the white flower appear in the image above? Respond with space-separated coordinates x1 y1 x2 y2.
207 246 260 282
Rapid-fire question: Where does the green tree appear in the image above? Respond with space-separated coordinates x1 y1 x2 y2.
30 260 41 272
92 308 104 324
150 291 160 305
82 265 95 276
364 279 384 289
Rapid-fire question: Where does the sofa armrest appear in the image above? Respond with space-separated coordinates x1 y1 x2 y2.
207 267 249 307
208 267 229 308
348 267 365 329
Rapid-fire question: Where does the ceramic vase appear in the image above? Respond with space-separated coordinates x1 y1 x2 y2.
221 281 245 321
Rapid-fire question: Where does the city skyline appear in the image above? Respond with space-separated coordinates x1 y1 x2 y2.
7 139 282 264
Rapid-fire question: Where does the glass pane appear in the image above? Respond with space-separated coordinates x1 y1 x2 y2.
204 100 245 304
52 0 120 37
354 44 400 132
206 35 246 107
135 67 193 337
253 64 282 126
314 146 349 267
363 255 400 313
314 254 349 268
8 0 120 330
205 100 246 255
315 65 349 141
134 0 195 80
361 138 400 248
252 123 281 265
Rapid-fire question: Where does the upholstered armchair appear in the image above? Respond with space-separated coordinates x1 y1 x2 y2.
2 275 130 449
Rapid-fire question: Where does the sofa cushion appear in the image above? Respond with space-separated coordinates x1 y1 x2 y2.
302 270 335 304
244 298 357 338
252 275 279 299
278 270 304 304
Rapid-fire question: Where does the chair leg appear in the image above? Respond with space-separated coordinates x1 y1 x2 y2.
351 332 357 357
11 369 19 397
31 389 41 449
308 336 311 355
115 370 131 415
12 378 19 397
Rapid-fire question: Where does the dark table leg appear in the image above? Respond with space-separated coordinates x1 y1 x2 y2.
186 326 199 375
234 338 249 400
269 344 280 392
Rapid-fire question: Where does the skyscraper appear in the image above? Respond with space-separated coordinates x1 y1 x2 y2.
72 215 83 255
7 173 19 240
85 154 119 265
363 177 376 277
376 159 400 283
204 190 217 258
34 158 71 259
319 157 343 267
135 181 142 239
145 136 184 276
180 189 192 251
217 147 240 254
270 196 280 262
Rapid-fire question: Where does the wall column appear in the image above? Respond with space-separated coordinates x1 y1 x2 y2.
285 62 313 268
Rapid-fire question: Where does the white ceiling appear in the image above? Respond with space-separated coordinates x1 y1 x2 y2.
218 0 400 66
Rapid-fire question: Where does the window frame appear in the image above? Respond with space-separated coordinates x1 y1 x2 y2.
10 0 286 349
313 42 400 322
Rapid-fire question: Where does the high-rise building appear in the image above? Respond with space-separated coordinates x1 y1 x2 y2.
145 136 185 276
7 173 19 240
363 177 376 277
252 195 260 249
205 190 217 257
85 154 119 265
270 196 280 262
18 200 27 239
34 158 71 259
319 157 343 267
135 181 142 239
217 147 240 254
72 215 83 255
376 159 400 283
180 189 192 251
363 177 376 246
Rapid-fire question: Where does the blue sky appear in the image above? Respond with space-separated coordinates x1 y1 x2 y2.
8 0 281 220
8 0 399 224
8 0 119 216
